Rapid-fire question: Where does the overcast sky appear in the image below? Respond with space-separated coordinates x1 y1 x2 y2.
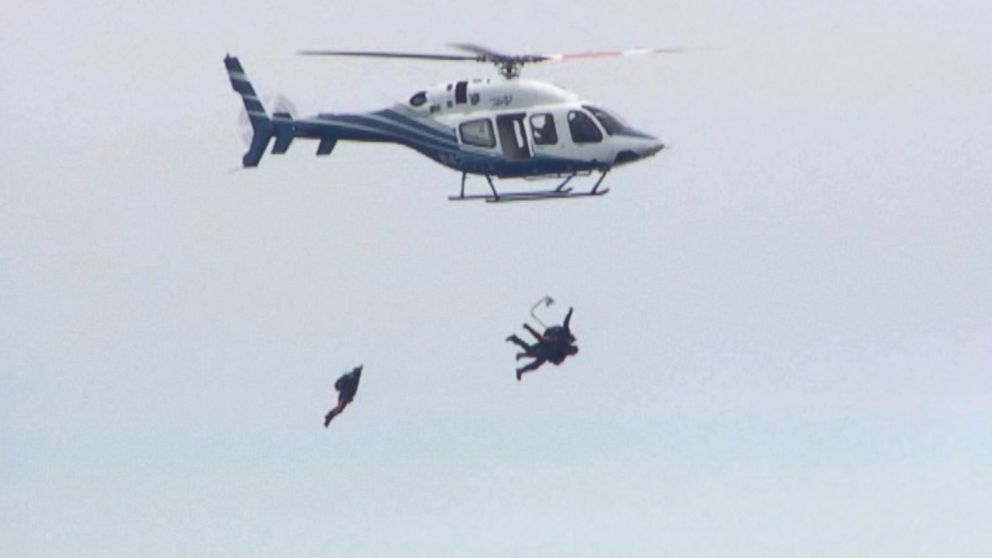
2 1 991 556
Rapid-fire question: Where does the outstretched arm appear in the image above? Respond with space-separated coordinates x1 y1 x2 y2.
563 307 574 334
506 334 533 352
523 323 544 342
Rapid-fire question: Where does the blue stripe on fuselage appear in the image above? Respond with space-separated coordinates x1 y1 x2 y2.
332 114 459 151
373 109 457 144
302 111 606 177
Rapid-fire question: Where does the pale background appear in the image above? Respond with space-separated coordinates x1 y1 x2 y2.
2 1 990 556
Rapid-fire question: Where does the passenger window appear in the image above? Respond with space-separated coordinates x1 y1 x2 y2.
459 118 496 148
568 110 603 143
529 113 557 145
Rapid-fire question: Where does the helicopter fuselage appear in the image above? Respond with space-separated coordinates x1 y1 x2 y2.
291 78 664 178
226 54 665 199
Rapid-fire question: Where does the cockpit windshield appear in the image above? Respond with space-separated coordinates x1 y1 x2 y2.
583 105 630 136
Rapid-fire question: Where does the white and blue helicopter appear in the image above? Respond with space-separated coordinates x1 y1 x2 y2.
225 44 673 202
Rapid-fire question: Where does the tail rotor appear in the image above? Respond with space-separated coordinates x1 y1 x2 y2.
236 94 296 146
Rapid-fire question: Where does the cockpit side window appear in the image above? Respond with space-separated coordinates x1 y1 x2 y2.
459 118 496 148
583 105 628 135
409 91 427 107
568 110 603 143
529 113 558 145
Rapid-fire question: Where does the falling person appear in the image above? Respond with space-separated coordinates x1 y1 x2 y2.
324 365 363 427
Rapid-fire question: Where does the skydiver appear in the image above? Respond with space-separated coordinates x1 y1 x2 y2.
506 321 555 363
324 365 363 427
506 307 578 381
507 307 576 355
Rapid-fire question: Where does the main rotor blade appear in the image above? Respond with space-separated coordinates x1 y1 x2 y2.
447 43 512 60
298 49 477 62
541 47 683 62
297 45 682 77
448 43 547 63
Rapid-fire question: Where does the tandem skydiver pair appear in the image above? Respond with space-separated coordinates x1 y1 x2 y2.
505 306 578 381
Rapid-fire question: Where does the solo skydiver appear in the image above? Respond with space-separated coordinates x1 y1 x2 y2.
324 365 363 427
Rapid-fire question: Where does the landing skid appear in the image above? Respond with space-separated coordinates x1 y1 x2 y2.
448 170 610 203
485 188 609 203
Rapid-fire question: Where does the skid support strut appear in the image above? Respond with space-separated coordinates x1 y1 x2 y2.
448 169 611 203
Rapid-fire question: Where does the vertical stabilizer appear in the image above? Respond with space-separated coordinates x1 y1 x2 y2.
224 55 272 167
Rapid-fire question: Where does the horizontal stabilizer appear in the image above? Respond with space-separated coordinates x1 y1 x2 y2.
272 113 295 154
317 138 337 155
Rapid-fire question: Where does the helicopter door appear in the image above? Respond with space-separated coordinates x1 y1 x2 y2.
495 113 532 161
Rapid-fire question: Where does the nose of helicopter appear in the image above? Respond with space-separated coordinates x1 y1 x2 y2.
641 138 665 157
614 136 666 165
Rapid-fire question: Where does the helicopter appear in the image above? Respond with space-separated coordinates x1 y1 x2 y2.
224 44 674 202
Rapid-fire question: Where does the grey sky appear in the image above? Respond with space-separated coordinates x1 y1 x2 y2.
2 1 991 556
